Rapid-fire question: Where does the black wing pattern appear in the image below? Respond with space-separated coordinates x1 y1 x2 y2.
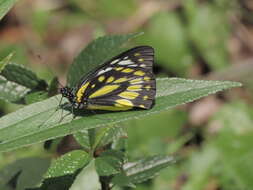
75 46 156 111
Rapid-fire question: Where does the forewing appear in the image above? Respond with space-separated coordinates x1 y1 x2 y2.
74 46 156 110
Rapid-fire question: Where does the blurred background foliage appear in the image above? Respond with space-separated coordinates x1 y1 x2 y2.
0 0 252 189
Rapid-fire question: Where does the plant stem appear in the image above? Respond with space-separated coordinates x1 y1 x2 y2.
100 176 111 190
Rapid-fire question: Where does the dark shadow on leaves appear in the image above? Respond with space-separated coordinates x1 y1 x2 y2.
26 169 82 190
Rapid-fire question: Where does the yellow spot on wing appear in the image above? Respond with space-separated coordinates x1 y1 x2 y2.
115 67 124 71
106 76 114 83
143 95 148 100
87 105 131 111
76 82 90 103
127 85 142 91
115 99 133 107
144 76 150 81
134 71 145 76
92 84 95 88
122 68 134 73
89 85 119 98
134 53 141 56
114 77 128 83
138 58 144 62
139 105 146 108
145 85 151 90
119 91 139 99
98 76 105 82
130 78 143 84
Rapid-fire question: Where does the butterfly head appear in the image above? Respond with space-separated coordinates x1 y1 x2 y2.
60 87 75 103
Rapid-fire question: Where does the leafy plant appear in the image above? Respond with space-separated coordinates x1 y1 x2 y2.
0 33 241 190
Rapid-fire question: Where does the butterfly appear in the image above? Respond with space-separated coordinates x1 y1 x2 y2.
60 46 156 111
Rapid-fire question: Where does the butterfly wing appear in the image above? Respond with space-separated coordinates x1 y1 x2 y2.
75 46 156 111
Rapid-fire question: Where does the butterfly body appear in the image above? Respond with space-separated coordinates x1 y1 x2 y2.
60 46 156 111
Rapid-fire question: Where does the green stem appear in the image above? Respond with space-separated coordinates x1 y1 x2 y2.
100 176 111 190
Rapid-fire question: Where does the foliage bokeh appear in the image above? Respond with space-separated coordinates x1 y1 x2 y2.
0 0 252 189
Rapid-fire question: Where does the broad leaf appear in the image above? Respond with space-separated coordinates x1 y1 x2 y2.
0 78 241 152
67 33 141 87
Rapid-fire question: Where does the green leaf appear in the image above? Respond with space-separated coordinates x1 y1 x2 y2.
0 157 50 190
1 63 47 90
0 75 30 103
98 125 127 149
67 33 141 87
44 150 90 178
0 55 31 103
32 150 90 190
0 63 48 103
113 155 175 186
0 53 13 72
73 130 91 151
0 0 18 20
0 78 241 152
95 150 124 176
70 160 100 190
28 171 81 190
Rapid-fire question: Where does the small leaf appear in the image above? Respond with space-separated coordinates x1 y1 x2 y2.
98 125 127 148
95 150 124 176
0 0 18 20
48 77 59 97
1 63 47 90
111 173 135 188
0 157 50 190
32 150 91 190
113 155 175 186
67 33 141 87
70 160 100 190
0 75 30 103
45 150 90 178
0 63 48 103
0 53 13 71
0 78 241 152
73 130 91 151
27 170 81 190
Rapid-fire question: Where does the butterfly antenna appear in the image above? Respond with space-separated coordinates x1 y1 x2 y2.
35 53 66 89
